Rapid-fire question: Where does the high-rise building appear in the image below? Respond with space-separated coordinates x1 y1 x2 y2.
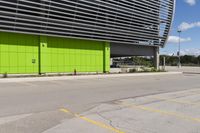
0 0 175 74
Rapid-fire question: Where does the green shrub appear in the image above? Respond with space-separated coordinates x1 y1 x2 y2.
129 68 137 73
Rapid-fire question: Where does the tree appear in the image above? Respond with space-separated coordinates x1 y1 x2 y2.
160 55 200 66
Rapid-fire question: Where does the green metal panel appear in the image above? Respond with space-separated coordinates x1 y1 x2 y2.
0 32 39 74
40 36 106 73
0 32 110 74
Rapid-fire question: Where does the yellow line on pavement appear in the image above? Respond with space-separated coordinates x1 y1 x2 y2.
60 108 72 114
116 101 200 123
60 108 125 133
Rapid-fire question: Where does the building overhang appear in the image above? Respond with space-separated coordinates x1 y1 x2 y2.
111 43 158 57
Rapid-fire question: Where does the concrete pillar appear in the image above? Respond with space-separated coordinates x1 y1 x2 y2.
103 42 110 73
154 47 160 70
39 36 47 75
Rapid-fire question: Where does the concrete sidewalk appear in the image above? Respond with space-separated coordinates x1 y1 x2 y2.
166 66 200 73
0 72 182 83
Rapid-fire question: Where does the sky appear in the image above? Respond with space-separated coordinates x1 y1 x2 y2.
161 0 200 56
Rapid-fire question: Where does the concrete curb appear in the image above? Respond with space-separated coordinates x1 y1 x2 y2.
0 72 182 83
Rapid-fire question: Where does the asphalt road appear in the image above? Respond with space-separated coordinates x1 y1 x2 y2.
0 73 200 133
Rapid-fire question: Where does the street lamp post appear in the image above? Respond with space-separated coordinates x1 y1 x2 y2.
177 30 182 68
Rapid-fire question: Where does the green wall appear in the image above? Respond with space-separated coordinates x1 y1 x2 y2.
0 32 110 74
0 32 39 74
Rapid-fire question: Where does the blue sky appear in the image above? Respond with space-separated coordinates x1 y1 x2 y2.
161 0 200 56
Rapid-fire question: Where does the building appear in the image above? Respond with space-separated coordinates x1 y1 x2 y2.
0 0 175 74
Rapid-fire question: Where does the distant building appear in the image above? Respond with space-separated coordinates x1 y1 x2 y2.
0 0 175 74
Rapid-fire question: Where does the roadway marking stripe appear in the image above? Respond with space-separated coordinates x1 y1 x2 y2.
60 108 125 133
116 101 200 123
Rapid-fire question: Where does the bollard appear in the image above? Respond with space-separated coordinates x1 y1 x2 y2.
74 69 77 75
3 72 7 78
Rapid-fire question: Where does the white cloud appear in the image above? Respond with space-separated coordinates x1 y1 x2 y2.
181 48 200 56
185 0 197 6
167 36 191 44
178 22 200 31
161 49 200 56
160 51 175 56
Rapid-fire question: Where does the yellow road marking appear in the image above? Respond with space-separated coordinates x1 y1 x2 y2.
79 116 125 133
60 108 71 114
116 101 200 123
151 96 200 106
60 108 125 133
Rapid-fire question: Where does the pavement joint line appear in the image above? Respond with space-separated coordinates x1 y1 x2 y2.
187 91 200 95
152 88 200 96
59 108 125 133
126 91 200 107
150 96 200 106
115 101 200 123
135 89 200 106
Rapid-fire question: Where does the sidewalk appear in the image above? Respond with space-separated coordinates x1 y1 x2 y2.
0 72 182 83
166 66 200 73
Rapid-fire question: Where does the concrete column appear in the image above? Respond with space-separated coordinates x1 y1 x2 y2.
154 47 160 70
39 36 47 75
103 42 110 73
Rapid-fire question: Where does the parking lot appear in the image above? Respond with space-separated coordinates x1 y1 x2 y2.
44 88 200 133
0 73 200 133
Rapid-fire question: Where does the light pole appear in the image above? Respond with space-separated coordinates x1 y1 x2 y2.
177 30 182 68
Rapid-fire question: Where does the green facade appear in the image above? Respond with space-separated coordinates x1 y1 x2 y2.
0 32 110 74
